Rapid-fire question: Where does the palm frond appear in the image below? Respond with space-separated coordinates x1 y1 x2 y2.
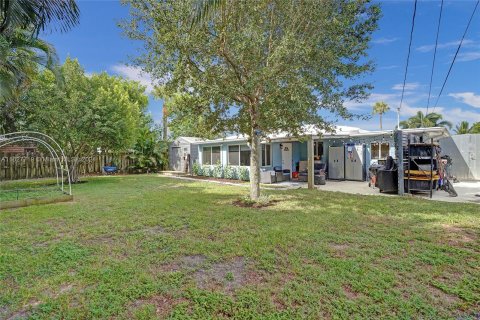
0 0 80 35
190 0 225 27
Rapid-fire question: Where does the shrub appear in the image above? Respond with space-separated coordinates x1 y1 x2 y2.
238 167 250 181
212 163 223 178
192 162 201 176
224 166 237 180
203 166 212 177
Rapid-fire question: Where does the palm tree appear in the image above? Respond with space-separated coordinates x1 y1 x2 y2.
454 121 480 134
471 122 480 134
0 29 58 100
454 121 471 134
191 0 225 25
0 0 78 129
0 0 79 36
372 101 389 130
400 111 452 129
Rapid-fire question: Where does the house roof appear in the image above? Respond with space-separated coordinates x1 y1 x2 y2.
176 136 205 144
188 126 450 145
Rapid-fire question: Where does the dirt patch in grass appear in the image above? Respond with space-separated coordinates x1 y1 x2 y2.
441 224 477 246
52 284 74 298
0 306 9 319
232 199 280 209
131 225 166 235
194 257 247 292
329 243 350 258
129 294 188 318
162 254 208 272
6 300 41 320
342 284 360 300
428 285 461 306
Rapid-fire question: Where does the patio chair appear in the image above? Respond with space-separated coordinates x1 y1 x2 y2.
260 170 276 184
274 166 290 182
298 163 326 184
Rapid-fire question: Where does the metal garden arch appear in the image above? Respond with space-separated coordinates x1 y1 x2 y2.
0 132 72 195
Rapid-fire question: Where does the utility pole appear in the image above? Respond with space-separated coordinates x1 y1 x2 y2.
395 129 404 196
396 108 400 129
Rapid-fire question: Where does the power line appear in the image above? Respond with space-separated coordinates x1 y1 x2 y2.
431 0 479 114
425 0 444 116
397 0 418 128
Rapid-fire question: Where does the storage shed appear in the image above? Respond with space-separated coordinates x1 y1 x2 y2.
168 137 202 173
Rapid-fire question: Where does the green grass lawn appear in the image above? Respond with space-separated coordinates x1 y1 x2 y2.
0 179 64 202
0 175 479 319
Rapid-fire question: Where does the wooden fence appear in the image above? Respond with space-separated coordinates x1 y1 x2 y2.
0 155 133 181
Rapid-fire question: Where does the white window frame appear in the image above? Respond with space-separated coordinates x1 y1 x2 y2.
228 144 251 166
202 145 222 165
371 142 390 160
261 143 272 167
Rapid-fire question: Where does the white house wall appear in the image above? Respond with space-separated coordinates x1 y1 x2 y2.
439 134 480 180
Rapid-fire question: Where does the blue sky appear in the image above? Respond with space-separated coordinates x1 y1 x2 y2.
42 0 480 131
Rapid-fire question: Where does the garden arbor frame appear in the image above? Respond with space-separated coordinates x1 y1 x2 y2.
0 132 72 195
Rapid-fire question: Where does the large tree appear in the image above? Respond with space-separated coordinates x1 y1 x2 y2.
400 111 452 130
122 0 380 200
22 58 149 181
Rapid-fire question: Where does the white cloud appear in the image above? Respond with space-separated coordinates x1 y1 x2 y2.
392 82 420 91
416 39 474 53
111 65 155 94
443 107 480 123
456 51 480 62
372 37 398 44
343 88 480 130
378 65 398 70
449 92 480 108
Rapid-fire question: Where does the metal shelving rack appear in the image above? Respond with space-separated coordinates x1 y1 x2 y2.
405 136 436 198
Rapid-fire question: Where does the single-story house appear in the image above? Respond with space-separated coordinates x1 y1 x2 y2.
185 126 449 181
169 136 204 172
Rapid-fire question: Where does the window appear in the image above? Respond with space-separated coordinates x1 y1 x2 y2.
202 147 211 165
228 145 239 165
371 142 390 160
228 144 251 166
211 146 221 164
380 143 389 159
240 145 251 166
261 144 271 166
202 146 221 165
314 141 323 159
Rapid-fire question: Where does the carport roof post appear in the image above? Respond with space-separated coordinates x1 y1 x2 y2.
307 135 314 189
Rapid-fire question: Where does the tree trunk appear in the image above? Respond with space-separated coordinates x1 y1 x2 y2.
380 114 383 130
249 130 261 201
68 157 80 183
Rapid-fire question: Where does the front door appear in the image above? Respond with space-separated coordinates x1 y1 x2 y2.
281 143 292 176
